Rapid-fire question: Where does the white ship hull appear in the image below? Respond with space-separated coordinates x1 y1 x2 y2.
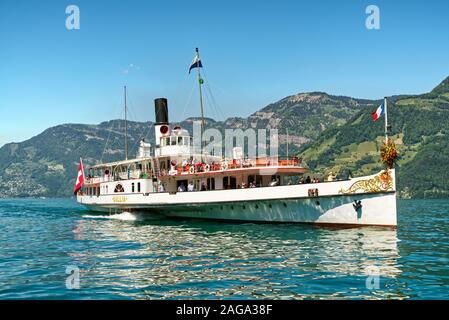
77 169 397 227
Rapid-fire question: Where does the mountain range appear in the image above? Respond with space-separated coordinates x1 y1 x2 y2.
1 76 448 198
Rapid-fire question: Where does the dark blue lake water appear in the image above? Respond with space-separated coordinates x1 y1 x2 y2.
0 198 448 299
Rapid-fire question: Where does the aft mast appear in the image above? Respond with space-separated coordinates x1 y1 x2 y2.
124 85 128 160
384 96 389 144
196 48 205 157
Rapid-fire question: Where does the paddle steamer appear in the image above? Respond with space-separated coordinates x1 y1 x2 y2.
75 49 397 227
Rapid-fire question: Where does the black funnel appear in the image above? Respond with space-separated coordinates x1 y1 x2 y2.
154 98 168 125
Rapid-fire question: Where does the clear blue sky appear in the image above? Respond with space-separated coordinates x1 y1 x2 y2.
1 0 448 147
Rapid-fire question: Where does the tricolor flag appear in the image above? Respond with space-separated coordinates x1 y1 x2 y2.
188 52 203 74
372 102 385 122
73 158 85 195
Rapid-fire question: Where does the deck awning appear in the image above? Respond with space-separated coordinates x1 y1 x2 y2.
89 157 153 169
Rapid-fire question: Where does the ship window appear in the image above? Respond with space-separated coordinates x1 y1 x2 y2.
248 175 262 187
194 179 200 191
230 177 237 189
137 183 141 193
132 183 135 193
207 178 215 190
183 137 189 146
178 137 183 145
308 189 319 197
223 176 237 189
170 137 176 145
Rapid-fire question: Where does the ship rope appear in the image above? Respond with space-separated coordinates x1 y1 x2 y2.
99 91 125 164
201 68 227 121
178 80 196 123
122 89 153 156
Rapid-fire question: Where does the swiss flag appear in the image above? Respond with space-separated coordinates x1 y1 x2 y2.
73 159 85 195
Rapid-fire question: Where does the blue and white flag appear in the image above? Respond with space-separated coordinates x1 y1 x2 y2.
189 53 203 73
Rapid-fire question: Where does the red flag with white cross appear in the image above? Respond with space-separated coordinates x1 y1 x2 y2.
73 158 85 195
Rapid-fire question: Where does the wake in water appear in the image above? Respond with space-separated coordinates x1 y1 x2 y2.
83 211 138 221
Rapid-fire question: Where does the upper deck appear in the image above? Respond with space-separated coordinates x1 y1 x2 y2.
84 155 307 185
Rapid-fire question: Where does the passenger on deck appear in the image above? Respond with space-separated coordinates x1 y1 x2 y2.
178 183 186 192
201 182 207 191
305 176 311 184
188 181 194 192
158 183 165 192
327 172 337 182
299 176 305 184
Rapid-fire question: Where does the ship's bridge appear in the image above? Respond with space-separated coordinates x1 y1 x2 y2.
156 126 193 157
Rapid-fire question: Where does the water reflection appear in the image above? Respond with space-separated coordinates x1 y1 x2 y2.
69 211 404 299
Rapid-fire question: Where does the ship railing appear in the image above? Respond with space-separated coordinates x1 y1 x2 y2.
86 176 105 184
86 172 152 184
160 156 302 176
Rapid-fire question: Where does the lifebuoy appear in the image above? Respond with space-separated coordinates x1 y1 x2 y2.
189 166 195 174
204 164 210 172
160 125 169 134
